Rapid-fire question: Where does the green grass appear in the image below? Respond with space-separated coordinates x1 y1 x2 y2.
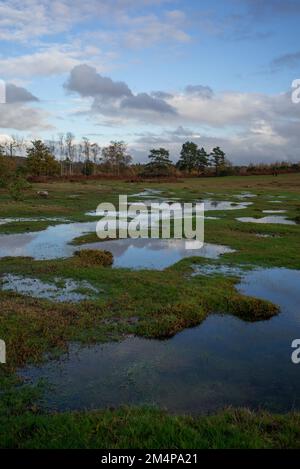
0 252 280 371
1 375 300 449
1 173 300 448
1 402 300 449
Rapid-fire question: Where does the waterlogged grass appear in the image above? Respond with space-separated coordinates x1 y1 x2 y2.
0 254 279 370
71 232 101 245
1 403 300 449
1 374 299 449
1 173 300 448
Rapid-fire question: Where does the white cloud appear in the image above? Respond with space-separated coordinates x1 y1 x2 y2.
129 87 300 164
168 89 300 128
0 0 188 44
62 65 300 163
0 44 111 79
0 103 52 130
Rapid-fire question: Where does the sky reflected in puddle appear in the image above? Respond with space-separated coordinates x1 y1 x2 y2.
19 267 300 415
237 216 296 225
83 238 235 269
0 222 235 268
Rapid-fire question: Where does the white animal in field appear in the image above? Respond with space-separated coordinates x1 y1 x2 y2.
37 191 49 198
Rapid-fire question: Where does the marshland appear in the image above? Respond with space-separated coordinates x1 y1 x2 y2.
1 173 300 448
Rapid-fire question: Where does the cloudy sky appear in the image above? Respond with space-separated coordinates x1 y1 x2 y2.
0 0 300 164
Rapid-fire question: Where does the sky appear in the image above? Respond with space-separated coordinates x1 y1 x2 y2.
0 0 300 164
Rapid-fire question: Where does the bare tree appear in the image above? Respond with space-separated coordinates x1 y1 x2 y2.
57 133 65 176
102 141 132 176
82 137 90 161
4 135 24 158
65 132 75 175
91 143 101 164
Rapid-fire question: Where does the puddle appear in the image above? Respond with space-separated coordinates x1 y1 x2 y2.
237 216 296 225
83 238 235 270
191 264 249 277
129 189 163 198
0 221 96 259
0 221 234 268
203 200 252 211
262 210 286 214
19 268 300 415
86 208 219 222
86 199 251 217
0 217 69 227
0 274 99 302
235 193 257 199
256 233 279 239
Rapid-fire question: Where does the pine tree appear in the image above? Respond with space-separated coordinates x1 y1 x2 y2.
146 148 173 177
210 147 226 176
195 147 209 175
26 140 60 177
176 141 198 173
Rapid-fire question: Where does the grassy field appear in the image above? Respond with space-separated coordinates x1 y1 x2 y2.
0 173 300 448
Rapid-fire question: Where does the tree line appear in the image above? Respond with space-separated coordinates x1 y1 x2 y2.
145 143 228 177
0 135 229 178
1 135 299 182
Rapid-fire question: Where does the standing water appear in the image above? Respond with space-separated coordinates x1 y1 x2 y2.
19 268 300 415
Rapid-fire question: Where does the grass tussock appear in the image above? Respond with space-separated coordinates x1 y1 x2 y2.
74 249 113 267
136 302 207 338
226 295 279 321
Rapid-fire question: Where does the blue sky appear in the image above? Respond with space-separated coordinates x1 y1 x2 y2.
0 0 300 164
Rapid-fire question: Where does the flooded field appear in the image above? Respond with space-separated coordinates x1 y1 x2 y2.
83 238 235 269
1 174 300 449
0 220 235 267
0 274 99 302
237 216 296 225
19 267 300 415
0 198 241 268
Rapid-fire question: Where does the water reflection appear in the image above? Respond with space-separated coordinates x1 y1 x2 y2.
19 268 300 415
83 238 235 269
237 216 296 225
0 222 235 268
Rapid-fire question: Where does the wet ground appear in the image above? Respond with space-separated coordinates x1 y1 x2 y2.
0 274 99 302
84 238 235 269
0 217 69 226
237 216 296 225
0 221 235 268
87 199 253 214
19 267 300 415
